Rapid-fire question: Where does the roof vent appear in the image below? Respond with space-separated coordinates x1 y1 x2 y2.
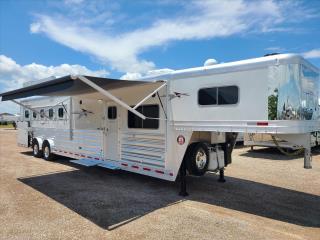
204 58 218 66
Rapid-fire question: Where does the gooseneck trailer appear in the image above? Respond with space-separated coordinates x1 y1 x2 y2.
0 54 319 195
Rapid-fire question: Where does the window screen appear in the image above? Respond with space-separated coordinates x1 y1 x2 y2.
33 112 37 119
58 108 64 118
24 110 29 118
108 106 117 119
49 109 54 119
198 86 238 105
128 105 159 129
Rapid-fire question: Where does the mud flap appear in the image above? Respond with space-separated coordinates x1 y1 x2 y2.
222 132 238 166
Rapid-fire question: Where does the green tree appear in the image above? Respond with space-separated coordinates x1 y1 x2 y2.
268 89 278 120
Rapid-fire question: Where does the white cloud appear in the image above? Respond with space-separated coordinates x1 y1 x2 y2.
0 55 108 91
120 68 174 80
30 22 41 33
302 49 320 59
30 0 316 74
120 72 142 80
0 55 108 113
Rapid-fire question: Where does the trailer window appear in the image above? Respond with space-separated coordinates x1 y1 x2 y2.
40 109 45 118
108 106 117 119
128 105 159 129
198 87 217 105
24 110 29 119
49 109 54 119
198 86 238 105
58 108 64 118
33 112 37 119
218 86 239 105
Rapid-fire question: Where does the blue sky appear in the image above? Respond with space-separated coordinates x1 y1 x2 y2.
0 0 320 113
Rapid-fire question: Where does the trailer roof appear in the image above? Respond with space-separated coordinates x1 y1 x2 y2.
0 75 160 101
141 54 319 81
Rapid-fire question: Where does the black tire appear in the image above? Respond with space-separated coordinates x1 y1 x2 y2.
32 139 42 158
42 141 54 161
185 142 210 176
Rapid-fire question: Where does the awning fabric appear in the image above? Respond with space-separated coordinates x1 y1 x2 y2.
0 75 159 101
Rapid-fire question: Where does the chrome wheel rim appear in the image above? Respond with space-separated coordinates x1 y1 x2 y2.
195 148 207 170
44 146 50 158
33 144 38 155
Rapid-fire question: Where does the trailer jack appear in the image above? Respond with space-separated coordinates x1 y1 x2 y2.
179 160 188 197
218 169 226 182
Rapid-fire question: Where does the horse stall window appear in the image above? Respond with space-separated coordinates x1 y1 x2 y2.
49 108 54 119
24 110 29 119
58 108 64 118
40 109 45 118
128 105 159 129
108 106 117 119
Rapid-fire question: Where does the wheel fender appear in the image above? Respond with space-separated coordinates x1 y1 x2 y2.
45 139 55 149
34 137 44 149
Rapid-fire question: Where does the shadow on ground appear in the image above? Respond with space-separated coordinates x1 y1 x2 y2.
239 147 302 160
18 159 320 230
20 151 34 156
240 146 320 160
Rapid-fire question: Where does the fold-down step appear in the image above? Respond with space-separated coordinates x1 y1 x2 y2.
97 162 119 170
70 158 120 170
70 158 100 167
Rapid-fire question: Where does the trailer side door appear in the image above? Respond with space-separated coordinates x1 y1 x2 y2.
104 103 119 160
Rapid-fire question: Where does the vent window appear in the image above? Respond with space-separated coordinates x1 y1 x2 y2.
40 109 45 118
49 109 54 119
58 108 64 118
24 110 29 119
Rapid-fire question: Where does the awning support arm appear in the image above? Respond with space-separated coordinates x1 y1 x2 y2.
74 75 146 120
133 82 167 110
11 99 49 119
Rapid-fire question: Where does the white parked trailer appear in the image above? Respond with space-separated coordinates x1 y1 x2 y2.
0 113 19 123
1 54 319 195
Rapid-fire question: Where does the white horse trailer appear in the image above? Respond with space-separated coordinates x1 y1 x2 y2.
0 54 319 195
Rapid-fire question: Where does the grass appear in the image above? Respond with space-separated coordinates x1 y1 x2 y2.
0 124 14 128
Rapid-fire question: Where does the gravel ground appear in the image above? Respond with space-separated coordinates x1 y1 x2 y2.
0 129 319 240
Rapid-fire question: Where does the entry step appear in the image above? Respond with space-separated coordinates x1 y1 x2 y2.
97 162 119 170
70 158 99 167
70 158 120 170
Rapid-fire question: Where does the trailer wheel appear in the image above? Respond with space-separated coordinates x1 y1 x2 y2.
42 141 54 161
186 142 209 176
32 139 42 158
